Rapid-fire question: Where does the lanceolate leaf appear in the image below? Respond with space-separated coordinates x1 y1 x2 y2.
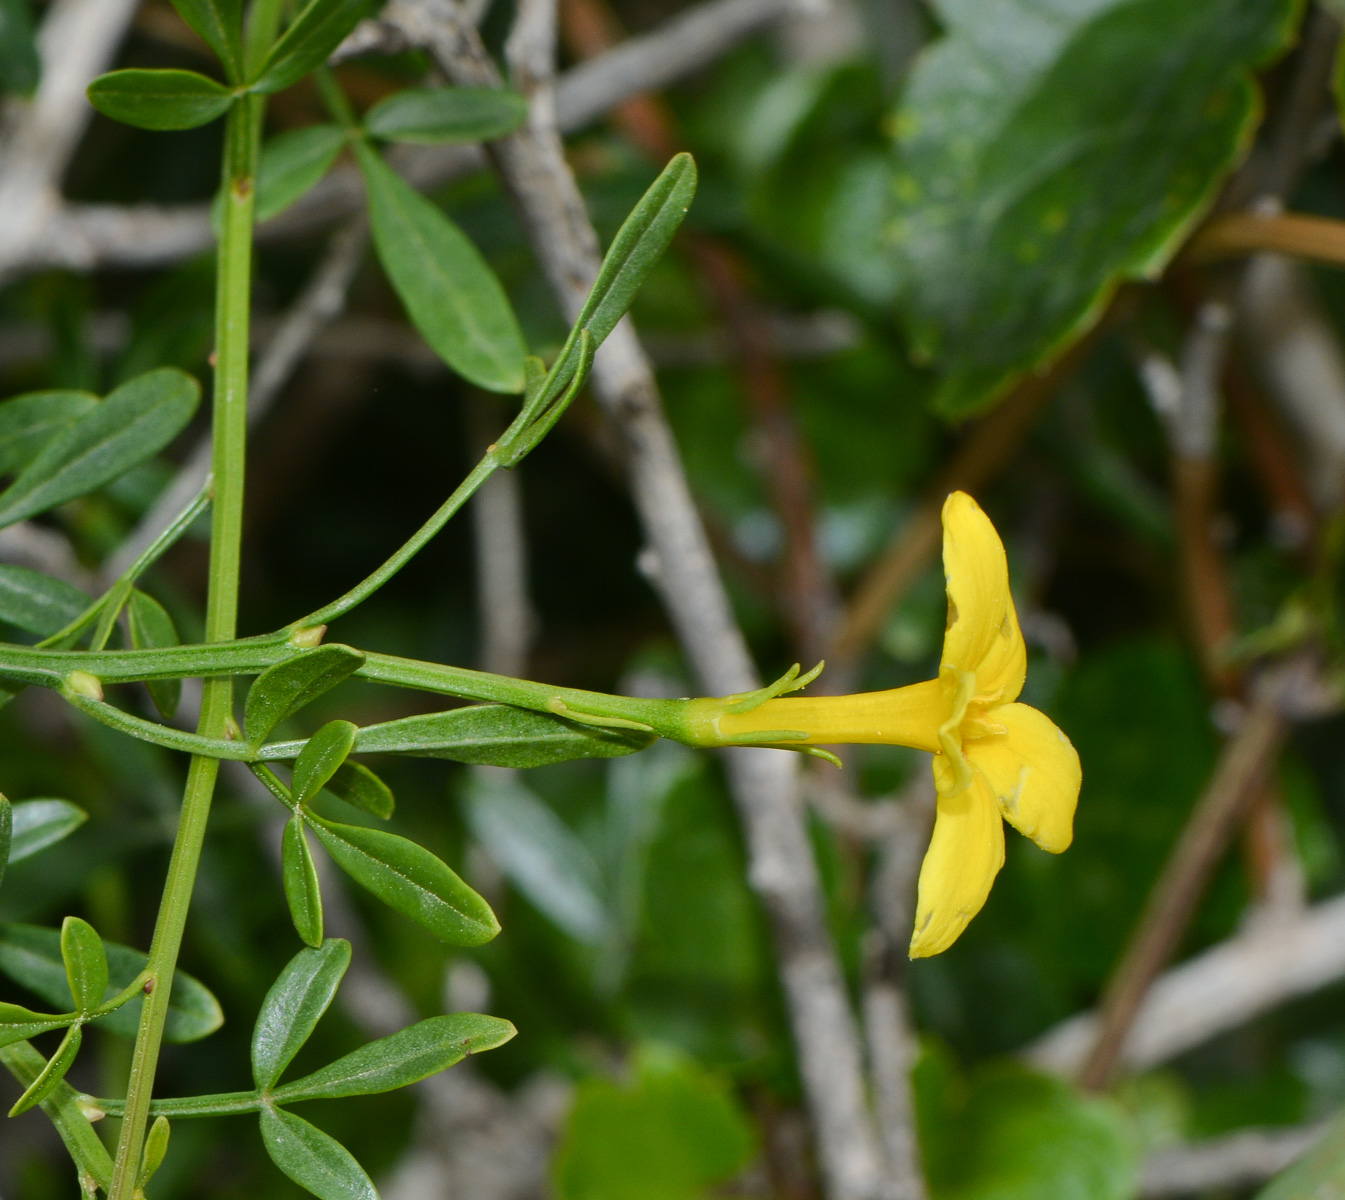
0 368 201 529
292 720 357 808
272 1013 516 1103
249 0 369 96
87 69 236 131
307 814 500 946
0 1001 69 1049
139 1115 172 1188
0 390 98 475
128 589 182 719
0 568 89 638
324 762 394 820
244 645 364 746
889 0 1301 416
60 916 108 1014
252 939 351 1092
170 0 243 82
259 1106 378 1200
283 816 325 948
11 799 87 862
9 1024 80 1116
357 142 526 394
363 87 529 145
0 796 9 891
0 0 39 97
255 124 347 223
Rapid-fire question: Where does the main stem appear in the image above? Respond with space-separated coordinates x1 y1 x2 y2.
106 98 257 1200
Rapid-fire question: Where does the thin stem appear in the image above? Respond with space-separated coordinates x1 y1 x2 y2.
106 97 258 1200
92 1090 262 1119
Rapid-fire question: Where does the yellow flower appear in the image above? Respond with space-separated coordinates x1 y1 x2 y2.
688 491 1081 958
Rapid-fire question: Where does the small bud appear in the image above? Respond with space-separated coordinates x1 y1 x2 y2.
65 671 103 701
143 976 156 995
76 1097 106 1122
224 715 242 742
290 625 327 649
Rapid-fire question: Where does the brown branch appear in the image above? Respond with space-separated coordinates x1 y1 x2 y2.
1188 211 1345 268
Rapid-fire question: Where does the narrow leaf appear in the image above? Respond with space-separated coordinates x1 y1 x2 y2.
283 816 324 948
245 645 364 746
0 0 39 96
250 0 369 95
324 761 394 820
11 799 87 862
256 124 347 223
128 589 182 719
0 567 90 638
273 1013 516 1103
252 939 351 1091
363 86 529 144
9 1024 80 1116
0 368 201 529
60 916 108 1014
259 1106 377 1200
88 68 235 131
0 1000 68 1049
293 720 357 808
308 814 499 946
357 142 526 393
139 1115 171 1187
0 390 98 475
170 0 243 82
0 796 9 891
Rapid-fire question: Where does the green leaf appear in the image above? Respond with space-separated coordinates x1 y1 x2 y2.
11 799 87 862
139 1115 171 1187
293 720 357 808
0 390 98 475
350 703 655 766
357 142 526 393
273 1013 516 1103
128 589 182 719
1255 1112 1344 1198
9 1024 80 1117
255 124 347 223
0 923 222 1042
0 566 90 638
0 0 39 96
307 814 500 946
889 0 1301 416
259 1106 377 1200
324 761 394 820
87 68 235 131
283 815 324 948
252 939 350 1091
363 86 529 144
249 0 370 95
170 0 243 82
0 367 201 528
0 1000 68 1049
245 644 364 746
60 916 108 1014
0 796 9 891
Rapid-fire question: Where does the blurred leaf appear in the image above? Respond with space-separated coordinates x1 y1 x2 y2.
357 142 526 393
255 124 347 222
250 0 370 95
259 1105 377 1200
0 368 201 528
10 799 87 862
891 0 1300 415
87 69 235 131
60 916 107 1014
0 795 9 891
464 771 608 945
348 703 655 766
1255 1112 1345 1199
252 939 351 1091
307 813 500 946
128 589 182 719
273 1012 516 1102
245 645 364 746
283 815 324 948
170 0 243 82
0 0 38 96
0 923 222 1041
324 761 394 820
139 1115 171 1188
363 86 529 144
0 567 88 638
0 390 98 475
555 1045 756 1200
293 720 357 808
9 1024 80 1116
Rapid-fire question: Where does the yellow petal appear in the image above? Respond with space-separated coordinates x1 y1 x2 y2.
966 703 1080 854
939 491 1025 706
909 757 1006 958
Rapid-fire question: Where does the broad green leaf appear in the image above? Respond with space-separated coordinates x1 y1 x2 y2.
0 0 39 96
357 142 526 393
0 1001 69 1050
1256 1112 1344 1199
0 567 90 638
324 762 394 820
889 0 1301 415
128 589 181 719
252 939 350 1091
0 796 9 891
170 0 243 82
259 1106 377 1200
139 1115 171 1188
0 368 201 528
244 644 364 746
273 1013 516 1103
363 86 529 144
293 720 357 808
87 69 235 131
463 773 608 944
283 815 324 948
11 799 87 862
256 124 347 223
0 390 98 475
307 814 500 946
9 1024 80 1116
349 703 655 766
60 916 107 1014
0 923 222 1042
249 0 369 95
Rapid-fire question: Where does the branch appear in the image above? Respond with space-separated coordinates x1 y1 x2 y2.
1139 1122 1330 1198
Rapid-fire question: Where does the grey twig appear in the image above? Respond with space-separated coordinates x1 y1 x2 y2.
1138 1122 1329 1198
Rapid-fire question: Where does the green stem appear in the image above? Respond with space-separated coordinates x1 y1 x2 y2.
106 97 259 1200
92 1089 262 1119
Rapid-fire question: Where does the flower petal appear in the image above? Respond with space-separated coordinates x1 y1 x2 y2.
939 491 1025 705
909 757 1006 958
966 703 1080 854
